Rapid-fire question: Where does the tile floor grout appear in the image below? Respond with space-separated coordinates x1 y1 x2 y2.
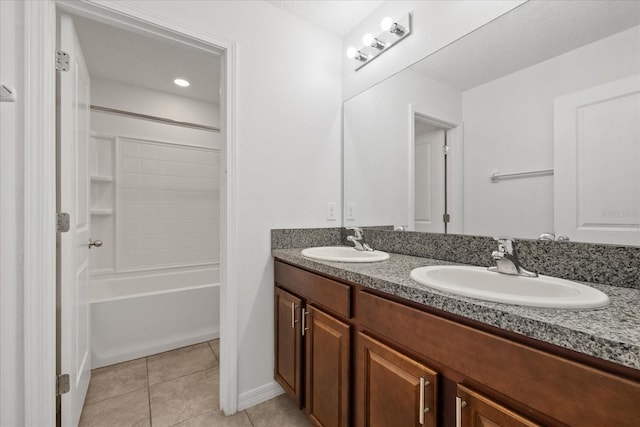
80 340 309 426
146 357 153 427
244 409 257 427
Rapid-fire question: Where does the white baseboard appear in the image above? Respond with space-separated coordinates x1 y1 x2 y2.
237 381 284 411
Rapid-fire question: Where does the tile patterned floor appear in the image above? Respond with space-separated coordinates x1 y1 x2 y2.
79 340 310 427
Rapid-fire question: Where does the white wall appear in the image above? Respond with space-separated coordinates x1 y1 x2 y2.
344 68 461 228
462 26 640 238
91 0 343 405
0 2 25 425
342 0 525 100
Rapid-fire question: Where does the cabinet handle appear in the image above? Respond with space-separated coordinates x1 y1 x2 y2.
290 302 299 329
419 377 430 425
455 396 467 427
301 308 310 336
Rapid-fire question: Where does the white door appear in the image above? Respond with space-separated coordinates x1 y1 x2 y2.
59 14 91 426
412 112 449 233
554 75 640 245
414 129 446 232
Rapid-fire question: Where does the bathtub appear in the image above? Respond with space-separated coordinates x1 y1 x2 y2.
90 267 219 368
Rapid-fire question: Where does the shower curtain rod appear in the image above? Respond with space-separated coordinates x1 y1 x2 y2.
90 105 221 133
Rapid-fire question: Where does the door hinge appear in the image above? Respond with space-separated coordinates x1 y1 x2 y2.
56 50 69 71
57 212 70 233
443 213 451 223
443 145 450 156
57 374 70 396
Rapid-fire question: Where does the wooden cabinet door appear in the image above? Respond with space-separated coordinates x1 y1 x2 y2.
275 287 303 407
305 305 350 427
457 385 541 427
356 332 438 427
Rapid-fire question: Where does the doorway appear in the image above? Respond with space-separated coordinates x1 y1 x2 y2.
410 110 459 234
51 2 237 425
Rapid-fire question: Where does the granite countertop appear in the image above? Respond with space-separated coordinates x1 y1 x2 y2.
272 248 640 371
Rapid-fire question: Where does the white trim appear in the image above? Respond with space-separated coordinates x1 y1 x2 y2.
408 104 416 230
218 33 239 417
23 1 57 425
117 134 220 152
114 135 122 272
92 261 221 278
237 381 284 411
447 125 464 234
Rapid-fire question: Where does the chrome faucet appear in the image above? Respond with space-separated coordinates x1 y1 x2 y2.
538 232 556 241
346 227 374 252
489 237 537 277
538 232 570 242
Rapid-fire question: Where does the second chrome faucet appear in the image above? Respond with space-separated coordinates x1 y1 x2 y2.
489 237 537 277
346 227 374 252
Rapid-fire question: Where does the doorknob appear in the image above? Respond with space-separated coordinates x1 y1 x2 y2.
88 239 103 249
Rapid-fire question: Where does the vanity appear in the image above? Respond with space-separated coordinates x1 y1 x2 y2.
272 242 640 427
273 0 640 425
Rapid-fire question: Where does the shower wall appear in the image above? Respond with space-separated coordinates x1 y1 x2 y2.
89 78 221 277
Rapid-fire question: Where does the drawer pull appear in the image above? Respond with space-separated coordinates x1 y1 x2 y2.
419 377 430 424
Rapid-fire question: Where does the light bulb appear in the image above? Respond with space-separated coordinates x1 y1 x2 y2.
380 17 393 32
362 33 375 46
381 16 405 35
174 78 190 87
346 47 368 62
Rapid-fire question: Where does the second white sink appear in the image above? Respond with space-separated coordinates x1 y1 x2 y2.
410 265 609 309
301 246 389 263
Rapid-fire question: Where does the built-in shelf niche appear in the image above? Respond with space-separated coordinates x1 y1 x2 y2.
89 133 116 274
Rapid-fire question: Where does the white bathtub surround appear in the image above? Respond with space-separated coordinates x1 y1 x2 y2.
119 138 219 270
91 267 220 368
90 77 221 275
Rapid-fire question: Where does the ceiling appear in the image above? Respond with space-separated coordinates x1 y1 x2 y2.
72 15 221 104
71 1 382 104
412 0 640 91
266 0 383 36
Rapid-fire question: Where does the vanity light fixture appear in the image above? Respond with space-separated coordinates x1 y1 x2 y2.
174 78 190 87
346 12 412 71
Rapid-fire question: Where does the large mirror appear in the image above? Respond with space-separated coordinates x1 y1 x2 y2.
343 0 640 246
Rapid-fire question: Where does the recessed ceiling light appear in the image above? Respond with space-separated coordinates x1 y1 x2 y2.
174 78 190 87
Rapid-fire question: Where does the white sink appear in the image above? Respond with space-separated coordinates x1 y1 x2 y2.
301 246 389 263
409 265 609 309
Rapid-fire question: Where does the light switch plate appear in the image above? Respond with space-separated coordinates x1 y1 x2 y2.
327 202 337 220
346 203 356 220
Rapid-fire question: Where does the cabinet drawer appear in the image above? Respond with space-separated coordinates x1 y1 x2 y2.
358 290 640 427
275 261 351 318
